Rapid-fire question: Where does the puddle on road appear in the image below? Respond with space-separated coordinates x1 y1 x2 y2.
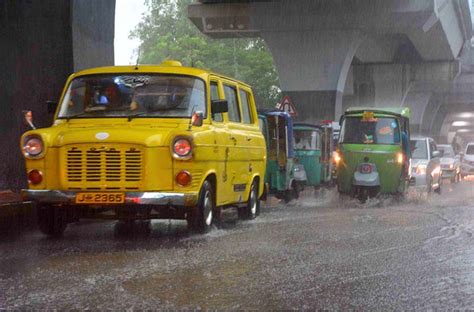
121 257 269 309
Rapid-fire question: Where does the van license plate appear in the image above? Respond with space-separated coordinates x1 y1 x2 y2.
75 193 125 204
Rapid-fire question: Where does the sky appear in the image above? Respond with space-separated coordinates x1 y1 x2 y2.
114 0 147 65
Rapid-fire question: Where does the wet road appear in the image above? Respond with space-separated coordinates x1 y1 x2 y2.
1 182 474 309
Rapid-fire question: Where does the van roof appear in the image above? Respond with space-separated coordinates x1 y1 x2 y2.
71 62 252 88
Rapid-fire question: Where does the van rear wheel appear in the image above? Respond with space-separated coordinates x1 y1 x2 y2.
37 205 68 237
238 180 260 220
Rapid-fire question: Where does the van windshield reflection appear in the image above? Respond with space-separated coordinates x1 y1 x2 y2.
58 74 206 119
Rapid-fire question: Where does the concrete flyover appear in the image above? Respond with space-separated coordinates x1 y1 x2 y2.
0 0 115 191
189 0 473 142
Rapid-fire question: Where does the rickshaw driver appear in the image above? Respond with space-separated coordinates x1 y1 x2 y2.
295 132 311 149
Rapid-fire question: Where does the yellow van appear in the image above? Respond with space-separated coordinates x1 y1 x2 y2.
20 61 266 236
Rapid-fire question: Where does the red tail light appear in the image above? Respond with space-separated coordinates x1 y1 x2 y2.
28 169 43 185
360 164 372 174
176 171 192 186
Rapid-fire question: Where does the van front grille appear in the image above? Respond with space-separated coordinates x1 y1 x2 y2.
64 145 143 189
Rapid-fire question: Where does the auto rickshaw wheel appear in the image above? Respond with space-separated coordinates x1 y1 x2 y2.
37 204 68 237
283 181 299 203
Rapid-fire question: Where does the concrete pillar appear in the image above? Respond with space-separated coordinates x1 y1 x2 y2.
0 0 115 191
262 30 363 122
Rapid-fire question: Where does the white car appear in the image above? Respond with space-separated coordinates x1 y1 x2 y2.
410 137 442 193
437 144 461 183
461 143 474 178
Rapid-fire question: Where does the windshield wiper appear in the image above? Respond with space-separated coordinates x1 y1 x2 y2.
127 112 147 121
66 112 92 121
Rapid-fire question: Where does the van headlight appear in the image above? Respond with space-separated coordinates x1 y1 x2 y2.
23 136 44 158
172 137 193 160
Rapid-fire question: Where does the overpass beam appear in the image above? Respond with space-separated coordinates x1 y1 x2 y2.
263 30 363 122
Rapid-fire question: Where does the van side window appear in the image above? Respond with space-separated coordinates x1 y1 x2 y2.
239 90 253 124
210 82 223 122
224 84 241 123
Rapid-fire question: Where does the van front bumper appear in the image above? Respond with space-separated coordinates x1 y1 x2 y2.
21 190 198 207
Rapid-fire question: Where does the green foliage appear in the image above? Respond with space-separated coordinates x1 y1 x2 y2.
131 0 281 108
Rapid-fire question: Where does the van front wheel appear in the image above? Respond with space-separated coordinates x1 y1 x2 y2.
187 180 214 234
37 205 68 237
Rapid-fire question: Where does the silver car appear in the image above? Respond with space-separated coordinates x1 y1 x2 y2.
410 137 442 193
437 144 461 183
461 142 474 178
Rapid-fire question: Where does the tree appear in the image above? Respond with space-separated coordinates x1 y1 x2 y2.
131 0 281 108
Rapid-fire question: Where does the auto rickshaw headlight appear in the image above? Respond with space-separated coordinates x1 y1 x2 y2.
23 136 44 158
333 151 341 164
396 153 404 164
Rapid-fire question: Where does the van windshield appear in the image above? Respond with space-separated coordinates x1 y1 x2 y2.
58 74 206 119
340 117 400 145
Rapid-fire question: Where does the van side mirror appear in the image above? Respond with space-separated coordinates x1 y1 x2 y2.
432 150 441 158
191 111 204 127
23 110 36 130
211 100 228 114
47 100 58 114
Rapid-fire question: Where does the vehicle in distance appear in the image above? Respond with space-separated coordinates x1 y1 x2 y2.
461 142 474 178
410 137 442 193
335 107 411 201
437 144 461 183
20 60 267 236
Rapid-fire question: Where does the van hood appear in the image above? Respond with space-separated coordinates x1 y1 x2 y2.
48 123 185 147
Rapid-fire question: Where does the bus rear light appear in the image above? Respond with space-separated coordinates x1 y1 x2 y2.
28 170 43 185
176 171 192 186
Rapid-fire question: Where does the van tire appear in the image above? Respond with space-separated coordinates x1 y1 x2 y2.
187 180 214 234
239 180 260 220
37 205 68 237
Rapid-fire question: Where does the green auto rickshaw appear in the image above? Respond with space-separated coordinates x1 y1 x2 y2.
259 111 307 202
293 123 334 189
335 107 411 201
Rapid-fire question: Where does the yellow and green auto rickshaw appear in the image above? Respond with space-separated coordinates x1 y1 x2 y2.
259 111 307 202
293 123 334 190
335 107 411 201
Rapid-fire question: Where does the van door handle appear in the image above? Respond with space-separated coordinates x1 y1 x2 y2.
246 137 252 141
230 136 237 144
